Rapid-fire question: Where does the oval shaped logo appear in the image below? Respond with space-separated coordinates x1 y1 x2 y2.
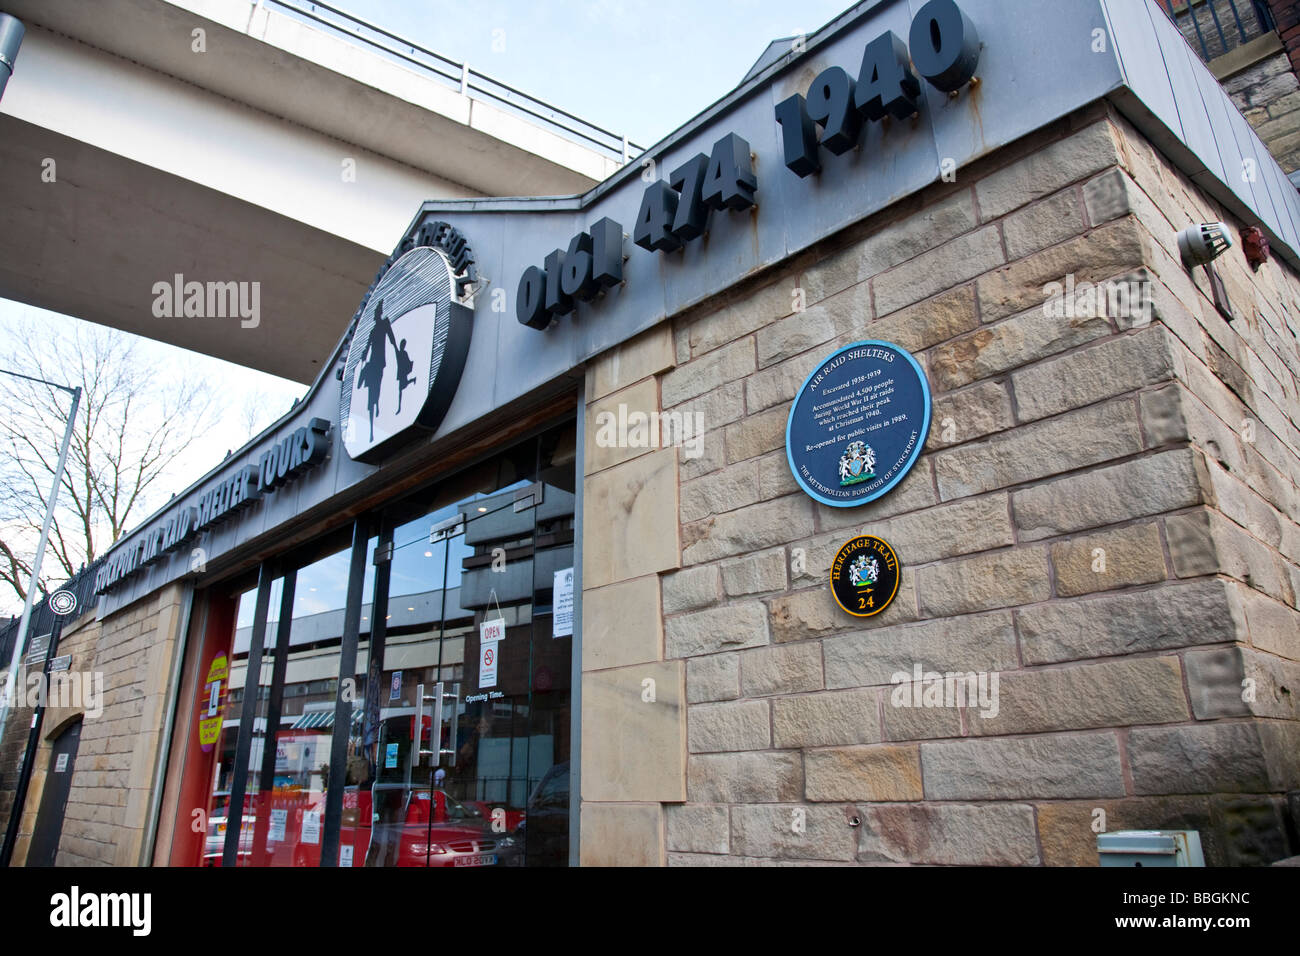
340 246 473 462
830 535 901 617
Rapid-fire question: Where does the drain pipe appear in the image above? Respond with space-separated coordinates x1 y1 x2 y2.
0 15 25 101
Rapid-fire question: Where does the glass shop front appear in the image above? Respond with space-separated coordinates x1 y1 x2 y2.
164 419 576 867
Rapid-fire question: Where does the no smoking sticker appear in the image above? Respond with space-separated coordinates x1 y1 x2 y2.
479 618 503 688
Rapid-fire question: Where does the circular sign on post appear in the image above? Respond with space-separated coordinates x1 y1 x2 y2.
830 535 900 617
785 340 931 508
49 589 78 616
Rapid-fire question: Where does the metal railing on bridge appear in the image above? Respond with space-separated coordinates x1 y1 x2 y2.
264 0 643 165
1157 0 1278 64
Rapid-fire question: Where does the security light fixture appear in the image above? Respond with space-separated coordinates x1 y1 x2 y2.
1177 221 1233 267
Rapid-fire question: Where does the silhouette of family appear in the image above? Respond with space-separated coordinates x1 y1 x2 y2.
356 299 418 442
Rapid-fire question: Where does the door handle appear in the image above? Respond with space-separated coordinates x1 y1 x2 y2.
414 682 460 766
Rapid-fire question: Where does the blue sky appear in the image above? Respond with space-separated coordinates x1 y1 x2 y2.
335 0 855 145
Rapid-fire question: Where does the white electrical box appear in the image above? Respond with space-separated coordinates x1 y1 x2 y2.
1098 830 1205 867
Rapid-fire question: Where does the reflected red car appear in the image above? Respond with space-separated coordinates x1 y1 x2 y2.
462 800 525 833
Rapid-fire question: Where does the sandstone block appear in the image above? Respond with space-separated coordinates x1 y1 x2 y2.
976 120 1122 220
857 803 1040 865
740 642 823 697
688 699 771 752
921 733 1125 799
915 547 1051 617
934 398 1143 499
1018 578 1242 664
665 804 729 854
772 687 881 748
1050 522 1167 596
686 652 740 703
730 804 857 861
824 611 1019 689
688 751 803 803
1013 449 1210 541
805 744 923 802
665 602 769 658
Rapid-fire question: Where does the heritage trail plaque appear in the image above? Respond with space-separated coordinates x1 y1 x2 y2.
830 535 901 617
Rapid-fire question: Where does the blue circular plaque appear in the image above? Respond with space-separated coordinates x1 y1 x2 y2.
785 340 931 508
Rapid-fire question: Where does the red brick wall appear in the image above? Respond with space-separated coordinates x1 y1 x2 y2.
1268 0 1300 77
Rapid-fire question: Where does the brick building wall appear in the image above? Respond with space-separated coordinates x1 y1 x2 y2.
53 584 187 866
578 100 1300 866
9 98 1297 868
1224 50 1300 173
4 610 102 865
1268 0 1300 76
0 674 35 850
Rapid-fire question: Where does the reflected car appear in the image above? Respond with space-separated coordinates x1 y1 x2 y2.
516 762 569 867
463 800 525 833
365 786 521 868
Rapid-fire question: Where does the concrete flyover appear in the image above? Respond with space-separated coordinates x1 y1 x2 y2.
0 0 635 382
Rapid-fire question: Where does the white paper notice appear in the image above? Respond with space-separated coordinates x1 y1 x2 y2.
553 567 574 638
340 845 354 867
301 810 321 845
479 618 504 689
269 808 287 842
55 753 68 773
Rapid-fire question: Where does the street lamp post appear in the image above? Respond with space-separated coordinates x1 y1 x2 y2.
0 371 81 775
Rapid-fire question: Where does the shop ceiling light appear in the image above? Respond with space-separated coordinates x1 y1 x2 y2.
1177 221 1233 267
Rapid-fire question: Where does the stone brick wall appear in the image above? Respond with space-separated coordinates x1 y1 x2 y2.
579 325 684 865
54 584 187 866
0 672 35 853
2 611 102 865
1223 49 1300 173
576 101 1300 866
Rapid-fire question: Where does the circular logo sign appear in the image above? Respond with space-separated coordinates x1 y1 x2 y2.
49 589 78 616
786 340 931 508
340 246 473 463
830 535 900 617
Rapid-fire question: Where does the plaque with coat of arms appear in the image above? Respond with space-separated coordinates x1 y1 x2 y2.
785 340 931 507
830 535 900 617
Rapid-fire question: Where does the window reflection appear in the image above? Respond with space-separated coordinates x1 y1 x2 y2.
199 419 576 867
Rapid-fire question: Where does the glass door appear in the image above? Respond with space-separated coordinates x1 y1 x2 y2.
189 420 576 867
361 421 576 867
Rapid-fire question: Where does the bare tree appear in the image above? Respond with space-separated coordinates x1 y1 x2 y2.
0 318 217 610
